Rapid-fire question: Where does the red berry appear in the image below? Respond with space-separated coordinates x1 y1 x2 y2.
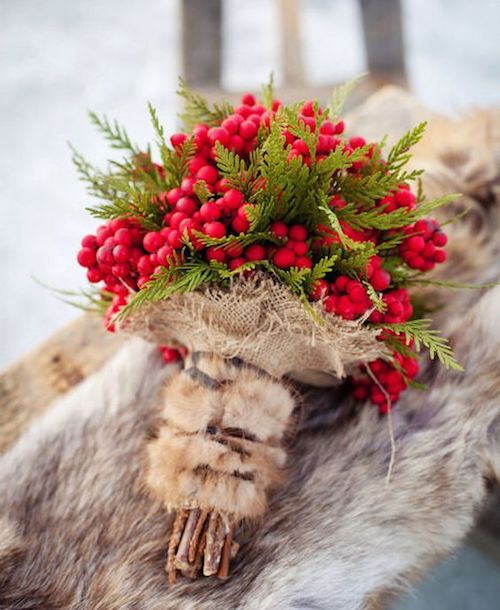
180 177 196 195
319 120 335 135
77 247 97 268
199 202 221 222
271 221 288 238
225 243 243 258
112 263 130 278
113 228 132 246
232 216 250 234
347 281 367 303
292 139 309 155
311 279 329 300
137 276 151 289
432 231 447 247
433 249 447 263
349 136 366 149
324 295 337 313
175 197 197 216
293 241 308 256
229 134 245 154
160 346 182 364
239 120 258 140
395 189 416 208
170 211 189 229
96 225 113 246
295 256 312 269
235 104 252 118
223 189 244 210
334 120 345 134
157 245 174 265
407 235 425 252
207 127 230 147
301 100 316 117
86 267 102 283
241 93 256 106
112 244 130 263
168 230 183 249
206 246 227 263
96 245 114 265
371 268 391 291
336 295 356 320
137 255 153 276
203 221 226 239
273 247 296 269
289 224 308 241
245 244 266 261
221 116 239 134
170 133 187 148
81 234 97 248
229 257 246 271
196 165 219 184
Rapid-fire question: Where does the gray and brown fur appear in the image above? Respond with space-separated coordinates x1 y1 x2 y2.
1 109 500 609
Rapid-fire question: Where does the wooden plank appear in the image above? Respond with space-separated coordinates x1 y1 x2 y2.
278 0 305 87
0 315 124 453
359 0 406 83
181 0 222 87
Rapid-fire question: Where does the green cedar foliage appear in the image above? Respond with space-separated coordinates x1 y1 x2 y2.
75 82 462 370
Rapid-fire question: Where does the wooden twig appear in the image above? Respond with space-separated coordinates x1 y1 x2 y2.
166 509 189 584
203 512 225 576
217 521 234 579
188 509 209 563
175 508 200 571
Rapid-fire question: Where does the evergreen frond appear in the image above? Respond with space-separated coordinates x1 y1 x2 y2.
328 74 366 118
177 77 233 130
386 122 427 171
261 72 275 109
364 281 387 312
377 318 463 371
88 111 138 153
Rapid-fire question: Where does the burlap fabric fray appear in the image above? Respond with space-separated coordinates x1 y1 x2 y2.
122 273 386 380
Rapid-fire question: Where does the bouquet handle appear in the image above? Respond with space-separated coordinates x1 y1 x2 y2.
145 352 296 582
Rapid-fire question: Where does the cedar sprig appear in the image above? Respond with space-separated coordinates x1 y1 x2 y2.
177 77 233 130
376 318 463 371
386 122 427 172
88 112 139 154
335 194 458 231
261 73 275 110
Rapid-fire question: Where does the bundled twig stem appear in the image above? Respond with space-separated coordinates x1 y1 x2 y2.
167 509 237 582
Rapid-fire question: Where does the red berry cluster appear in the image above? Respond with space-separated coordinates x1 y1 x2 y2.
76 90 451 410
158 344 187 364
352 353 420 413
77 219 149 329
316 276 371 320
377 183 417 213
369 288 413 325
399 219 448 271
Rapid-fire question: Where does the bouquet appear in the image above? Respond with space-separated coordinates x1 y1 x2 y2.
73 78 461 582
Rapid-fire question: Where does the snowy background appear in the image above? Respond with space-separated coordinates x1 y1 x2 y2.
1 1 500 606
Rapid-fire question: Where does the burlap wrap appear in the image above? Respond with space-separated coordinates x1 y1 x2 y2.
121 273 386 381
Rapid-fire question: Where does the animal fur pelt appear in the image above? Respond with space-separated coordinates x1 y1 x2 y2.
1 109 500 610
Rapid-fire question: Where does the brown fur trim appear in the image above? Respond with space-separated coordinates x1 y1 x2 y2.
146 355 295 519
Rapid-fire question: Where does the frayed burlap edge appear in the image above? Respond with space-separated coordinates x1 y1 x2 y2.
120 273 386 379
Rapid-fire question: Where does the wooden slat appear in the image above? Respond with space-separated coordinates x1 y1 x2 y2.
359 0 407 83
278 0 305 88
0 315 124 453
181 0 222 87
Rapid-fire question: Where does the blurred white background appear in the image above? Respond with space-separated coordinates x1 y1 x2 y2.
1 0 499 370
